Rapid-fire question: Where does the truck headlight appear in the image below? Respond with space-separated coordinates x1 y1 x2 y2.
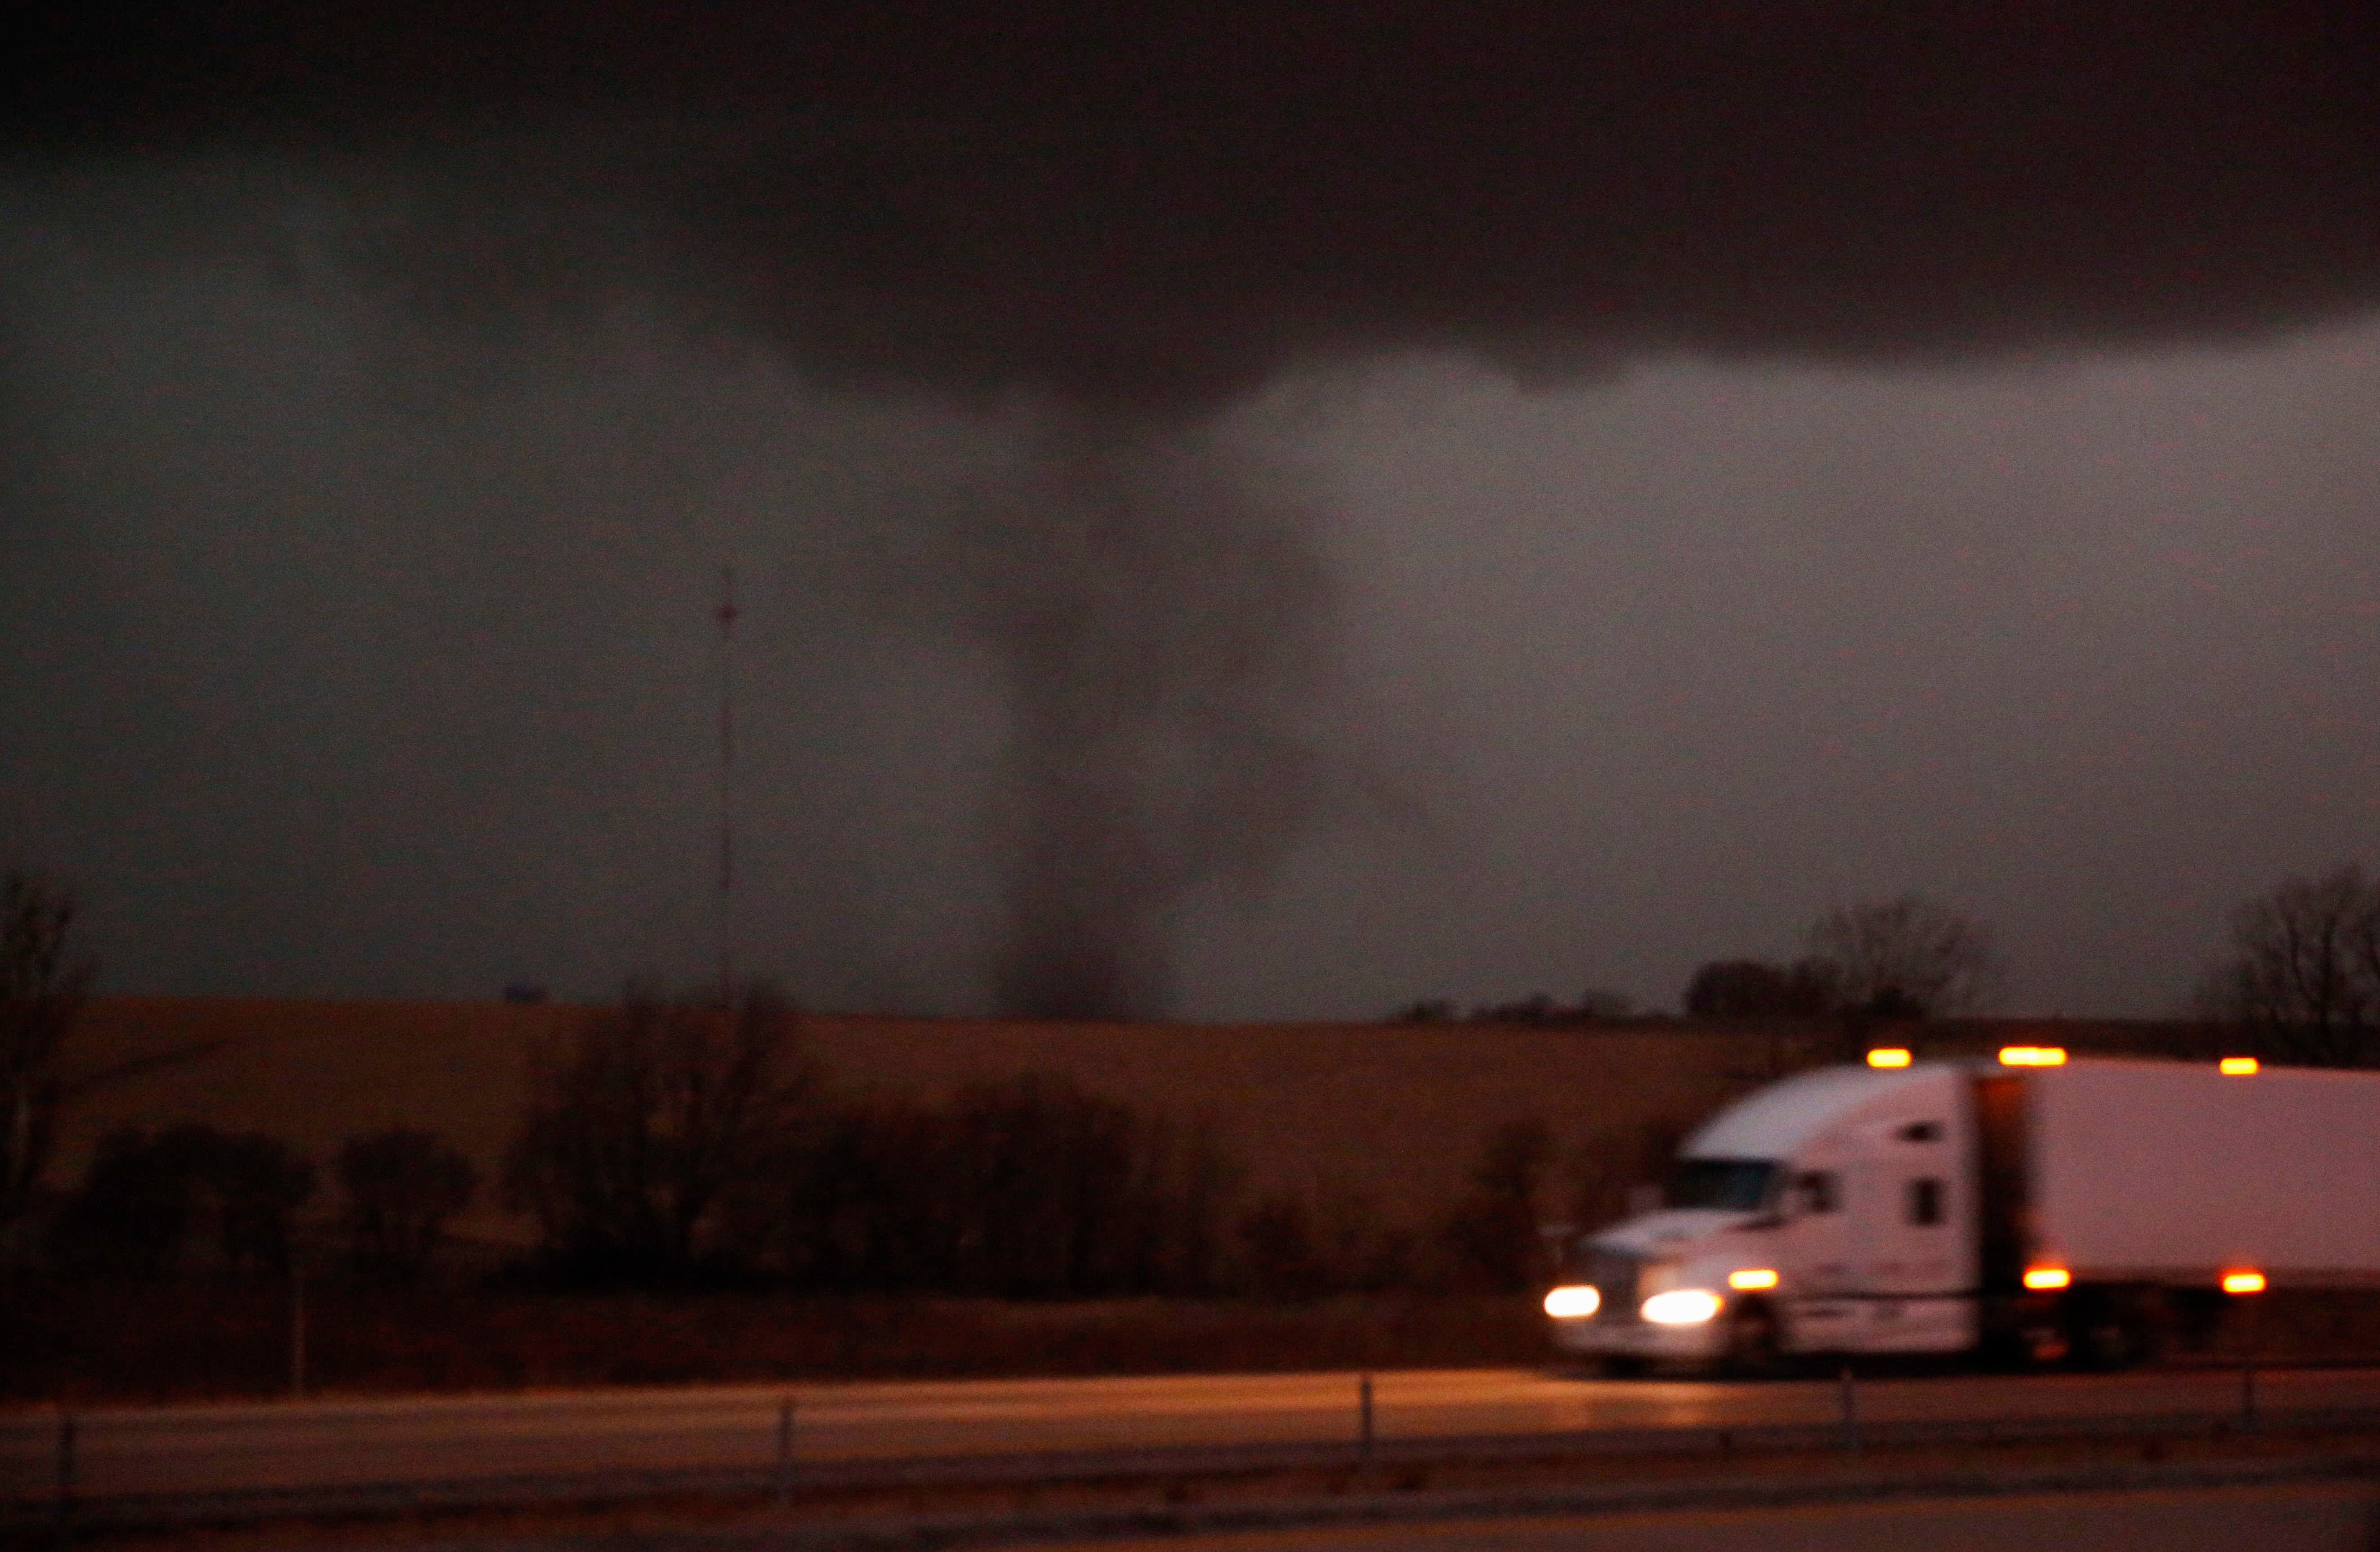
1641 1288 1724 1325
1543 1284 1602 1318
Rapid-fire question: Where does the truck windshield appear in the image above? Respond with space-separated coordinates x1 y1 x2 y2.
1665 1157 1779 1212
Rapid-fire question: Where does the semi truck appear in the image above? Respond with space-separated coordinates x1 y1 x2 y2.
1544 1048 2380 1373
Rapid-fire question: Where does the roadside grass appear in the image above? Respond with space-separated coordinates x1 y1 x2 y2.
10 1282 2380 1409
1 1286 1552 1406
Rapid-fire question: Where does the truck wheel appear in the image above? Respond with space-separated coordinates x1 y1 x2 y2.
2069 1289 2152 1371
2072 1314 2141 1370
1725 1300 1784 1378
2020 1318 2071 1368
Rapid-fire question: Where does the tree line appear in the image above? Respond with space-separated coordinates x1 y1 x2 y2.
1398 893 2010 1027
1404 871 2380 1073
41 1123 475 1283
495 983 1652 1293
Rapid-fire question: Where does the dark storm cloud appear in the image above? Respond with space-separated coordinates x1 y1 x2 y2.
12 1 2379 400
7 1 2378 1017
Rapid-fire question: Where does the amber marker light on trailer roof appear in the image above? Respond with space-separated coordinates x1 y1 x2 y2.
1999 1046 2068 1066
1866 1048 1912 1069
1728 1268 1780 1290
2220 1057 2260 1075
2023 1267 2072 1290
2223 1270 2267 1295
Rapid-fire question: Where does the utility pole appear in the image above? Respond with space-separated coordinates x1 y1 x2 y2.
716 564 738 1012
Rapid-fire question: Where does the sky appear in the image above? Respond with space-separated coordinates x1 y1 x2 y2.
4 1 2378 1020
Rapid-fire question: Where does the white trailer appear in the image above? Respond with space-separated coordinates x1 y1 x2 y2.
1544 1050 2380 1373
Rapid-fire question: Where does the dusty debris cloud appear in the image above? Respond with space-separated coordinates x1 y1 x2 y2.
5 1 2379 1014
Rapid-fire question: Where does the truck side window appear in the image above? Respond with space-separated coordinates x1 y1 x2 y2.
1908 1177 1945 1226
1795 1171 1838 1214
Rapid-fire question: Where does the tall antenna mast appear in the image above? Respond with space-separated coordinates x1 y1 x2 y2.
715 563 738 1010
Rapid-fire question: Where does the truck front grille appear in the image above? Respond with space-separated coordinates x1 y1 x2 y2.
1582 1248 1642 1322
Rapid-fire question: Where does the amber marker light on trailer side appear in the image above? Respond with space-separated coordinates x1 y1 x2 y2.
2223 1270 2267 1295
1999 1046 2069 1067
2220 1057 2260 1075
1866 1048 1912 1069
2023 1267 2072 1291
1728 1268 1780 1291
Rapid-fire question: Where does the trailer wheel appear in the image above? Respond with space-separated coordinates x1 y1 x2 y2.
1724 1299 1784 1378
2069 1288 2154 1372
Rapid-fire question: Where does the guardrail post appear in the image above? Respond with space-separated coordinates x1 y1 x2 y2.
1837 1365 1860 1454
53 1408 76 1551
1358 1374 1375 1470
775 1395 795 1507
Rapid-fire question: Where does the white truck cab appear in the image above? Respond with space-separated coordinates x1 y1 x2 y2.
1550 1061 1977 1372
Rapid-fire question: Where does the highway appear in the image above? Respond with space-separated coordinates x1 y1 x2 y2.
6 1364 2380 1503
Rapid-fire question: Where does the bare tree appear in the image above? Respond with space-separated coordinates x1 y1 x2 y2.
45 1127 192 1280
195 1129 316 1278
44 1124 313 1280
1236 1190 1328 1299
505 983 816 1283
2 872 91 1242
339 1128 478 1282
1804 894 2004 1019
1440 1115 1554 1293
2197 865 2380 1067
933 1074 1151 1298
1563 1115 1692 1234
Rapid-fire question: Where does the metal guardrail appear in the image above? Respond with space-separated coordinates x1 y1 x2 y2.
12 1374 2380 1535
